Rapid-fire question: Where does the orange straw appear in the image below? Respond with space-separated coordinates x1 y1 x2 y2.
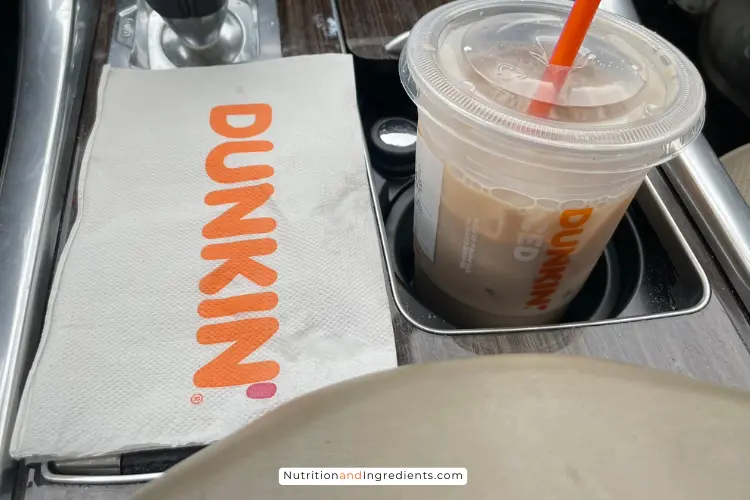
527 0 603 117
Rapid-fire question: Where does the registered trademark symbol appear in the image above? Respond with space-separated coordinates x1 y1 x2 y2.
190 393 204 405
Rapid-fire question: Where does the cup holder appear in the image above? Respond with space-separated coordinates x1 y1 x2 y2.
384 186 643 328
355 57 709 335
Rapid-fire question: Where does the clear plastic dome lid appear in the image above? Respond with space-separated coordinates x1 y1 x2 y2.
400 0 706 153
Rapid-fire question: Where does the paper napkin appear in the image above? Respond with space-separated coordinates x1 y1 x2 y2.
11 54 397 459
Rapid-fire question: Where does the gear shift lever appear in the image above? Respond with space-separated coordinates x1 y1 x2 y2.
146 0 243 66
148 0 226 50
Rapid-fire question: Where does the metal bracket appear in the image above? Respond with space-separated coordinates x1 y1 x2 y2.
40 462 162 485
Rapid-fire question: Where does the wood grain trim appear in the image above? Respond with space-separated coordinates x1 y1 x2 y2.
277 0 344 56
337 0 449 59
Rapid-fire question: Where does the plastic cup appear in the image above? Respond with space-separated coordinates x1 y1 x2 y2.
400 0 706 327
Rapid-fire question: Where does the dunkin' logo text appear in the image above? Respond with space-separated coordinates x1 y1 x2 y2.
193 104 280 401
525 208 593 311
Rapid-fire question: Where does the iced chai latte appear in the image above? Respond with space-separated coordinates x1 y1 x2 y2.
400 0 706 327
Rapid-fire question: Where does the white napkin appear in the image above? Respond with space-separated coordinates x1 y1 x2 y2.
11 54 397 460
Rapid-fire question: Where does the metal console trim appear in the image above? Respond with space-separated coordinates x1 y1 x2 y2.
329 0 348 54
0 0 98 495
40 463 162 485
663 137 750 322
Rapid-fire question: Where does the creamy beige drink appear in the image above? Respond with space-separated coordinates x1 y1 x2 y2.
414 161 637 327
400 0 706 327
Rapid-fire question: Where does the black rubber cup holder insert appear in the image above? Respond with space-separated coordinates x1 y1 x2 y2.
384 187 643 328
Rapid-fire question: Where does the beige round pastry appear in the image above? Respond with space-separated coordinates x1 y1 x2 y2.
136 355 750 500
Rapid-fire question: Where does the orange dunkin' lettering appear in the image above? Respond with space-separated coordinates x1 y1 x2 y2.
206 141 274 184
559 209 593 229
210 104 272 139
525 208 593 311
542 247 574 267
195 102 280 392
534 265 566 288
550 228 582 248
198 292 279 318
203 184 276 239
200 239 278 293
525 288 556 307
193 318 280 388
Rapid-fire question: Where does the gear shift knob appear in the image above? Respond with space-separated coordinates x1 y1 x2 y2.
121 0 278 69
148 0 226 17
144 0 245 67
148 0 227 51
